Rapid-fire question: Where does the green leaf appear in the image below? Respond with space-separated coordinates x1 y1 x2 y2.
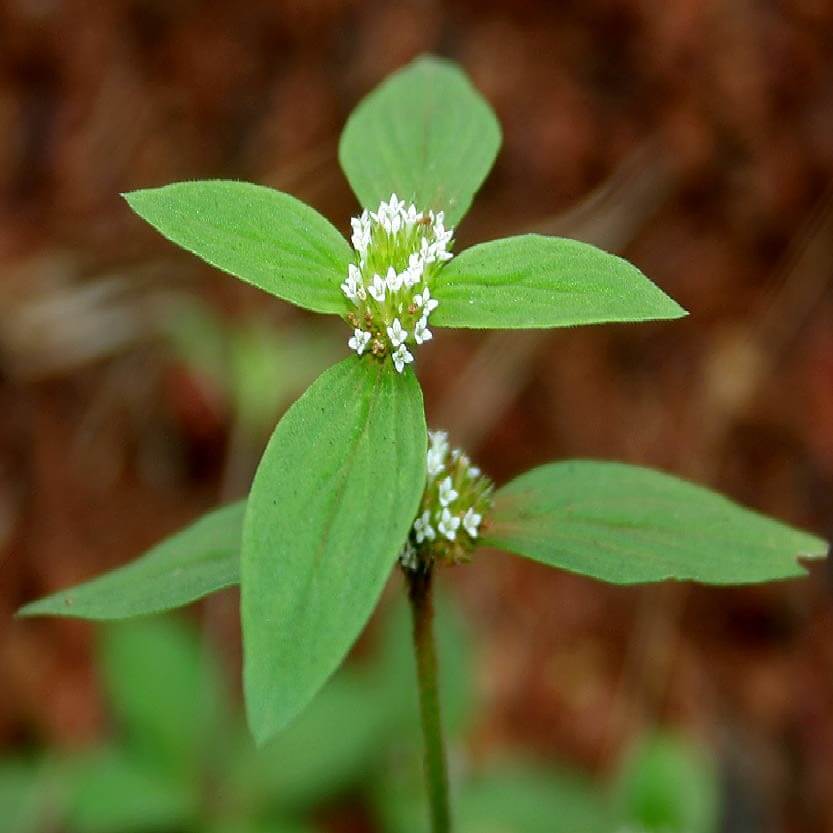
612 733 719 833
242 356 426 744
99 616 228 777
65 748 196 833
484 461 827 585
18 502 244 620
456 762 610 833
431 234 686 329
339 56 501 227
124 181 352 314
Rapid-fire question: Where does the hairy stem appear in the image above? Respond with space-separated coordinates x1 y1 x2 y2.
406 564 451 833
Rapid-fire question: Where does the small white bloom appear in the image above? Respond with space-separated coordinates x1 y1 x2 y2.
414 287 439 315
426 431 449 477
437 507 461 541
348 328 371 356
463 507 482 538
438 475 458 507
419 236 437 264
399 540 419 571
387 318 408 348
413 510 436 543
392 343 413 373
414 316 432 344
426 449 444 477
402 262 422 288
404 204 421 226
466 465 481 479
368 274 386 302
340 263 364 303
385 265 403 293
350 212 371 253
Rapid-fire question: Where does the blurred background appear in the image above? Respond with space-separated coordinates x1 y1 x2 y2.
1 1 832 832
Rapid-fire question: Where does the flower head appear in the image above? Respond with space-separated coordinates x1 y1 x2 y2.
400 430 494 569
341 194 454 372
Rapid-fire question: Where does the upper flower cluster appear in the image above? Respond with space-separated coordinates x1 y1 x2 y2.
401 430 494 570
341 194 453 373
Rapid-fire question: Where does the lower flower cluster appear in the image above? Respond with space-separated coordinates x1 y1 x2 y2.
400 430 494 570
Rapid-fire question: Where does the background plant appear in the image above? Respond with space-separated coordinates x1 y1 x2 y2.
2 607 719 833
18 56 828 832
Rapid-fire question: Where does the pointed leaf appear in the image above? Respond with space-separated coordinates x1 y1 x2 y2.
242 357 426 743
125 181 352 313
18 502 244 620
432 234 686 329
484 461 827 584
339 56 501 227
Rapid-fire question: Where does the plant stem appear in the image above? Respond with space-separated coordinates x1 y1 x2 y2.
406 564 451 833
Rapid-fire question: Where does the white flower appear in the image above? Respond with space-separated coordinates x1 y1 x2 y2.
404 204 421 226
414 316 432 345
348 328 371 356
437 507 460 541
385 265 403 293
463 507 482 538
350 212 371 254
414 287 439 315
419 236 437 264
402 258 423 288
438 475 458 508
387 318 407 348
413 510 436 543
399 540 419 571
340 264 364 303
426 435 447 476
368 274 386 302
466 465 481 479
392 343 413 373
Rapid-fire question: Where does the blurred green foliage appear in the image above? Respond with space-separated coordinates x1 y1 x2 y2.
163 296 342 439
1 598 720 833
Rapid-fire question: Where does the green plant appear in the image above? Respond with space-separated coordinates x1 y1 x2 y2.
19 56 827 832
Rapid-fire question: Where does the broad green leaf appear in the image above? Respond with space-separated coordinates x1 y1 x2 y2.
484 461 827 585
228 668 389 813
19 501 244 620
431 234 686 329
612 733 718 833
339 56 501 227
242 356 426 744
99 617 228 778
65 748 196 833
125 181 352 314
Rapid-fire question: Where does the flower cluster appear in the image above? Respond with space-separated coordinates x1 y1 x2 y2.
341 194 453 373
400 430 494 570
